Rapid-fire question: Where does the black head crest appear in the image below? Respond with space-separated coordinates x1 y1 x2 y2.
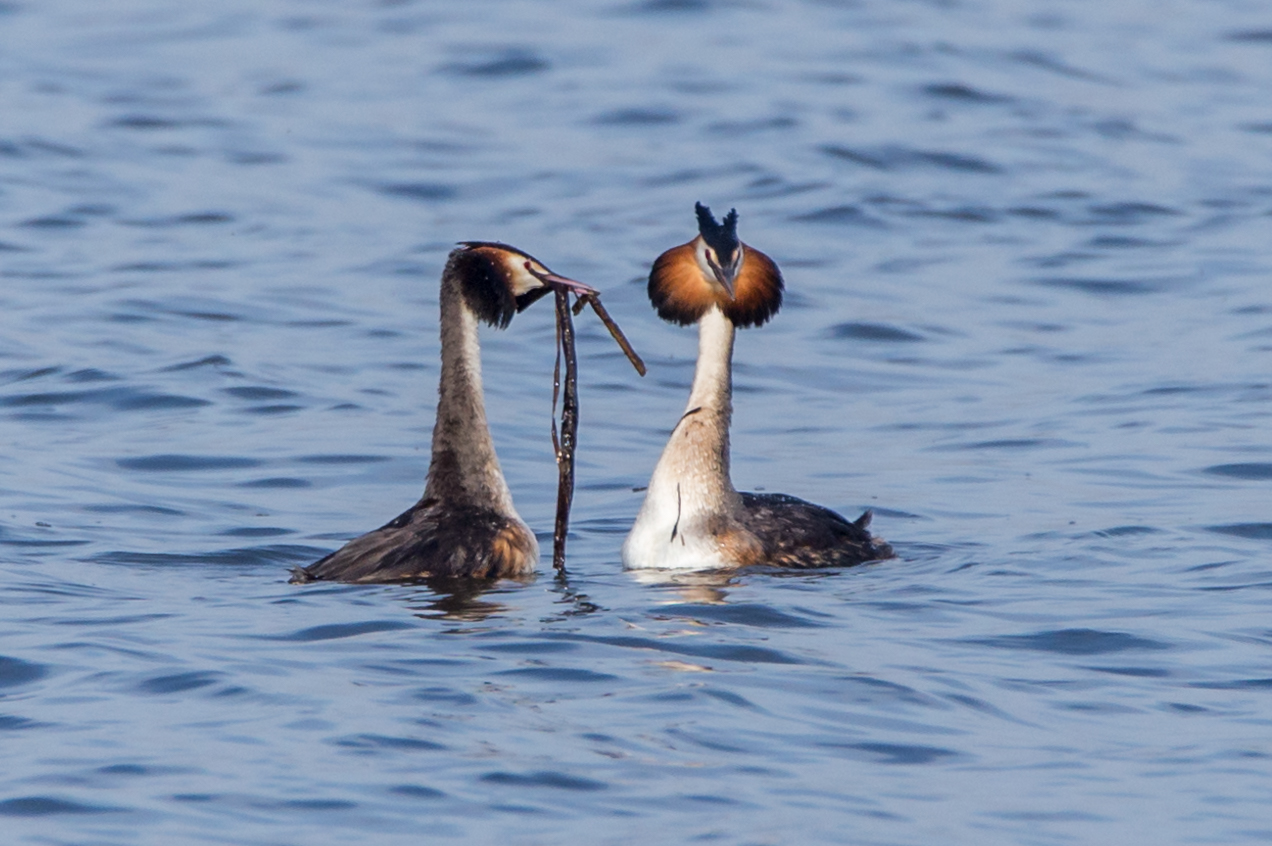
648 204 784 330
695 202 739 261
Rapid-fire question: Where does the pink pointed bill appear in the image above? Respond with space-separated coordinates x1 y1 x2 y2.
525 262 597 296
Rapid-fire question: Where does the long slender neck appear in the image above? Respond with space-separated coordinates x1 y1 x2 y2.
423 272 516 513
686 304 736 422
644 305 740 512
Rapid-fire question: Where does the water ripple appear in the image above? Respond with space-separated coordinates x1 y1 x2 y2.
439 49 549 78
1204 463 1272 480
828 322 925 342
136 671 222 695
819 742 963 765
331 733 446 752
0 657 47 689
1207 524 1272 541
479 771 607 791
544 633 807 665
962 629 1172 656
821 144 1001 174
0 797 127 817
116 455 262 472
655 602 827 628
0 388 209 412
274 621 416 642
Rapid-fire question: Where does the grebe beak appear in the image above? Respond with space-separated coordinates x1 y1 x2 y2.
525 262 598 297
706 255 737 299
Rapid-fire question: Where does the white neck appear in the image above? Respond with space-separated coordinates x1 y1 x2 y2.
686 304 735 420
423 274 517 514
623 306 742 569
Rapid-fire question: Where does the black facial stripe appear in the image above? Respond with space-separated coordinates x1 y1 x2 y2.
514 286 552 312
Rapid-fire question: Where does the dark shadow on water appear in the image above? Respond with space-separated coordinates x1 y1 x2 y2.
1035 277 1187 296
542 631 806 665
820 143 1001 173
1083 665 1172 678
238 477 311 488
438 49 549 78
1204 463 1272 480
790 204 887 227
92 544 326 568
962 628 1172 656
921 82 1012 104
1189 678 1272 690
375 182 458 203
592 107 681 126
1206 523 1272 540
0 656 48 688
136 670 222 695
1091 525 1160 538
479 770 607 791
0 387 209 413
116 454 261 472
620 0 713 14
819 741 963 765
270 620 416 642
828 322 925 342
330 733 446 753
0 796 128 817
389 784 446 800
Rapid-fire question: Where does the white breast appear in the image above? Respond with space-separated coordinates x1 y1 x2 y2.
621 495 731 570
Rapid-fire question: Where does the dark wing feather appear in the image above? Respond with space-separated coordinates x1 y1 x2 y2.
738 492 893 568
290 498 536 583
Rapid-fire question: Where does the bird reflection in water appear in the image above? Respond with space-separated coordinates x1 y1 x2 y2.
399 575 604 623
627 567 737 604
401 577 521 622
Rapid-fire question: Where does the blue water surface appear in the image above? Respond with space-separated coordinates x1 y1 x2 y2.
2 0 1272 843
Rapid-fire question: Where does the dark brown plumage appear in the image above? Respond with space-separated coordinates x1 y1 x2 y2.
291 499 537 583
737 494 892 569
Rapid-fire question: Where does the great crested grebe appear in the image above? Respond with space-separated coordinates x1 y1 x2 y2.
621 203 893 571
292 242 594 584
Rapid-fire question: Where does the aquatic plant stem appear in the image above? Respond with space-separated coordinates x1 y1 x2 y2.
552 287 579 573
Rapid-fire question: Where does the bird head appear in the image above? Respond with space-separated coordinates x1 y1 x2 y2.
449 242 596 328
647 203 784 328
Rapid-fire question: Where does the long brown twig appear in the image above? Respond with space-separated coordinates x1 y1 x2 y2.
547 278 646 575
551 288 578 573
574 293 646 376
